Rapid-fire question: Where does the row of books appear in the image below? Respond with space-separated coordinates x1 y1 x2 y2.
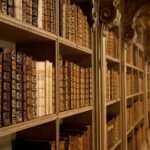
132 47 138 67
125 43 132 64
106 64 120 101
133 71 139 94
127 136 133 150
126 69 141 96
13 139 56 150
127 105 133 130
59 56 92 112
0 48 55 127
0 0 56 33
128 124 145 150
60 124 92 150
139 51 144 69
133 99 140 123
106 30 119 59
13 124 92 150
107 114 120 149
139 73 144 92
59 0 91 48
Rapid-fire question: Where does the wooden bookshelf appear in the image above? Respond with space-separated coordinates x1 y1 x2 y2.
0 1 95 150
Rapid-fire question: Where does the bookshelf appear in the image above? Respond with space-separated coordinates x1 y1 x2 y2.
125 42 146 150
101 26 122 150
0 0 95 150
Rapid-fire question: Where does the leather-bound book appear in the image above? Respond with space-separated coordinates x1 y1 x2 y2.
16 52 23 123
0 52 2 127
32 0 38 26
11 49 16 124
7 0 14 17
2 48 11 126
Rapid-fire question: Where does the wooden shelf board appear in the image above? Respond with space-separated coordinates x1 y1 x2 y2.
126 63 144 72
126 92 144 99
106 55 120 63
0 114 57 138
127 126 134 135
106 99 120 106
110 140 121 150
59 36 93 55
0 13 57 42
59 106 93 119
127 115 144 135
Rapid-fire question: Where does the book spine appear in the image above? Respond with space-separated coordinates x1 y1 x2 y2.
37 61 46 117
32 0 38 26
38 0 42 28
45 60 50 115
32 60 36 118
49 62 53 114
23 54 27 121
26 56 33 120
22 0 27 22
2 49 11 126
7 0 14 17
1 0 7 15
14 0 22 21
52 66 55 114
16 52 23 123
0 52 2 127
11 49 16 124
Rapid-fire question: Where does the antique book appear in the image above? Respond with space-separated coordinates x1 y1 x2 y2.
7 0 14 17
23 54 27 121
16 52 23 123
14 0 22 21
38 0 42 28
32 0 38 26
1 0 7 15
52 66 55 114
36 61 46 117
22 0 27 22
45 60 50 115
2 48 12 126
11 49 16 124
26 56 33 120
32 60 36 118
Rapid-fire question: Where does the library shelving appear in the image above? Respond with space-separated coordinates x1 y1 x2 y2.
125 42 146 150
0 0 95 150
101 26 122 150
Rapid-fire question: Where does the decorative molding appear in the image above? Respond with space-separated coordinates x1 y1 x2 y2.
122 25 135 41
99 0 121 30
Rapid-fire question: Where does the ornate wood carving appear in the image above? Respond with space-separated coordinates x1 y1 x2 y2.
99 0 117 24
122 25 135 41
99 0 121 32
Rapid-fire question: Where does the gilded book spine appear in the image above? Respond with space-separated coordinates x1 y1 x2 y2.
2 49 11 126
23 54 27 121
26 56 33 120
1 0 7 15
32 0 38 26
7 0 14 17
32 60 36 118
16 52 23 123
11 49 16 124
